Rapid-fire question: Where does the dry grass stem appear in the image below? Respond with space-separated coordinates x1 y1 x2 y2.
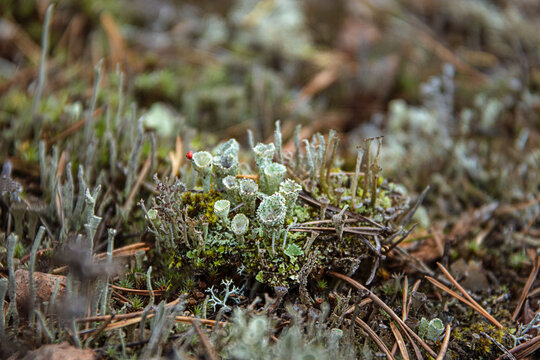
435 262 503 329
355 317 395 360
329 271 437 358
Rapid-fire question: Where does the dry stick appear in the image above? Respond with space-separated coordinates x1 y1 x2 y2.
425 277 477 308
401 328 424 360
45 108 104 146
495 334 540 360
298 192 384 229
295 218 358 226
481 331 517 360
435 262 504 329
343 298 373 316
53 242 149 274
78 298 181 323
389 321 409 360
329 271 437 358
110 284 164 297
402 275 408 321
290 226 382 236
391 276 410 357
192 319 220 360
355 317 395 360
95 242 150 259
521 209 540 236
436 324 451 360
425 276 502 328
122 155 152 215
397 277 424 360
112 289 132 305
512 253 540 321
169 136 183 178
407 280 422 316
403 280 424 359
97 315 226 334
528 286 540 298
85 314 115 344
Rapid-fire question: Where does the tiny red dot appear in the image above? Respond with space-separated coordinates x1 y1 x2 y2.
186 151 193 160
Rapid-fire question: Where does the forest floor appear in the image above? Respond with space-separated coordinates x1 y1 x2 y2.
1 1 539 359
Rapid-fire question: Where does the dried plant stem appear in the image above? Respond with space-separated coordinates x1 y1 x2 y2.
369 138 382 209
512 252 540 321
122 155 152 217
495 335 540 360
45 108 104 146
436 324 451 360
98 314 226 333
402 275 408 321
389 321 409 360
329 271 437 358
355 317 395 360
110 284 164 296
435 262 503 329
426 276 488 315
192 319 220 360
53 242 149 274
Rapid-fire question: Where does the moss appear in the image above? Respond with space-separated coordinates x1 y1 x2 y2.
181 190 221 225
451 322 513 358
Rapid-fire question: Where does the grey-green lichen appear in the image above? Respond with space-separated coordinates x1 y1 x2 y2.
147 124 410 291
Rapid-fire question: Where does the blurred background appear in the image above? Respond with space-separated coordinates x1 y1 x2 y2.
1 0 539 216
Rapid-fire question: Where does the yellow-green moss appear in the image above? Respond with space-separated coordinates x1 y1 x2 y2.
451 322 512 358
181 190 221 225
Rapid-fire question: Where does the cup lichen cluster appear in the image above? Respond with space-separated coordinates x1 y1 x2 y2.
146 125 409 291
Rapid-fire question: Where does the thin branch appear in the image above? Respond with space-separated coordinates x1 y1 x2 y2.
436 324 451 360
389 321 409 360
512 253 540 321
435 262 503 329
329 271 437 358
192 319 220 360
355 317 395 360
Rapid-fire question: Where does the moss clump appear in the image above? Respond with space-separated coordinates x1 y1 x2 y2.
181 190 221 225
451 322 513 359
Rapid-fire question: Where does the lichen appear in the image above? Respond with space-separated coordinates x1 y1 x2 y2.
146 125 411 294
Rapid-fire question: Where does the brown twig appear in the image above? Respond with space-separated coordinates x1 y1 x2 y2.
436 324 451 360
425 276 503 329
290 226 382 236
329 271 437 358
402 275 408 321
355 317 395 360
512 252 540 321
110 284 164 297
192 319 220 360
389 321 409 360
435 262 503 329
19 248 52 264
112 289 132 305
495 334 540 360
169 136 183 178
84 314 116 343
45 108 104 146
122 155 152 216
407 280 422 316
52 242 150 274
